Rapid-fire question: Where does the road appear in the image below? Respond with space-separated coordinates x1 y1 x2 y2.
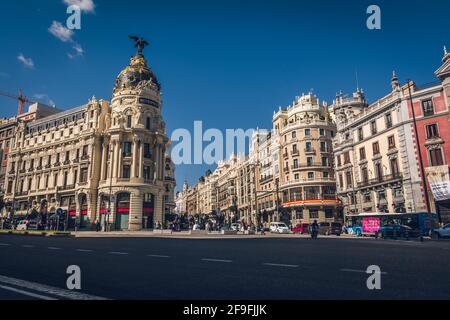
0 234 449 300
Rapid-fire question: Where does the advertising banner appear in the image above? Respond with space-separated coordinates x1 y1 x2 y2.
362 217 381 233
426 165 450 201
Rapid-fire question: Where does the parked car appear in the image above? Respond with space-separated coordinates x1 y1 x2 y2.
317 222 342 236
379 224 420 239
16 220 28 231
431 224 450 239
269 222 290 234
292 223 310 234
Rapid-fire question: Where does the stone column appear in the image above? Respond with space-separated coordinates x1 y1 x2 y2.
129 191 143 231
117 141 123 178
133 138 139 178
112 141 120 179
101 143 107 181
139 142 144 179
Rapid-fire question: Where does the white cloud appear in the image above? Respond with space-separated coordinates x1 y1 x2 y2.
63 0 95 13
48 21 74 42
17 54 34 69
67 43 84 59
33 94 55 107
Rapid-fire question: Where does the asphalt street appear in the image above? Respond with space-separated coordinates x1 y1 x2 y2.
0 235 449 300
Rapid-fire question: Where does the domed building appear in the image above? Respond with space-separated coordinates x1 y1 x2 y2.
98 39 172 231
4 38 174 231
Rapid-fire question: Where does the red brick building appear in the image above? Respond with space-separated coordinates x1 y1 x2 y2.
407 47 450 223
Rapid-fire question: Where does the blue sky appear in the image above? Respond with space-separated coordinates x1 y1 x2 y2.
0 0 449 191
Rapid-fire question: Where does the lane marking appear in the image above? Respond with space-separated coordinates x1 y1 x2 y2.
147 254 170 258
0 284 57 300
0 243 11 246
76 249 93 252
201 258 233 263
22 245 34 248
0 275 107 300
47 247 61 250
109 252 129 255
263 263 299 268
340 268 388 275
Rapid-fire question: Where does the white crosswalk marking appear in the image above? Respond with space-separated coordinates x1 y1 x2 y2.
0 275 107 300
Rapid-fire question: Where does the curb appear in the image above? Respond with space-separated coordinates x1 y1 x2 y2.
0 230 73 238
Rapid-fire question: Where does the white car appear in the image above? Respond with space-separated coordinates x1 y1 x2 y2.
269 222 290 234
16 220 28 231
431 224 450 239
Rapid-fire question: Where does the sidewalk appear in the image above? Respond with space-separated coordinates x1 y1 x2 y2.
72 230 361 239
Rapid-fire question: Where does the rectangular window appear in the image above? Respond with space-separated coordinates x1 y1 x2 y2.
337 155 341 167
309 209 319 219
385 113 392 128
358 127 364 141
308 172 314 180
292 131 296 139
304 129 311 136
319 128 325 136
429 148 444 166
307 157 313 166
388 136 396 149
339 174 344 189
361 167 369 183
144 166 151 180
422 99 434 116
372 142 380 155
344 152 350 164
359 147 366 160
370 120 377 135
82 145 89 156
146 117 151 130
80 168 88 183
127 115 132 128
144 143 151 158
304 142 311 152
123 165 131 178
426 124 439 139
346 171 352 188
390 158 399 177
123 142 132 157
293 159 299 169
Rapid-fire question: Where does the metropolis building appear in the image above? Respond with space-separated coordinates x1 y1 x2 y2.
3 40 175 231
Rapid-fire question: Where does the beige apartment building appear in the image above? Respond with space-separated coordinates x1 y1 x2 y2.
333 74 425 218
178 93 340 226
273 94 339 225
4 42 174 231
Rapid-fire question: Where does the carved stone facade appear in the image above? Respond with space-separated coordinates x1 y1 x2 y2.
3 44 174 231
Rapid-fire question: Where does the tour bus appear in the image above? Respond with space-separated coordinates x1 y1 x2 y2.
345 212 439 237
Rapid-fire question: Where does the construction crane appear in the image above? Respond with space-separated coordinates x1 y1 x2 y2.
0 90 36 116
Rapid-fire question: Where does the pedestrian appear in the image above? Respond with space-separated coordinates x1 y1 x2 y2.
95 219 101 232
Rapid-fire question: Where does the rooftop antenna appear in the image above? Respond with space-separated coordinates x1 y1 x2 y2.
355 69 360 92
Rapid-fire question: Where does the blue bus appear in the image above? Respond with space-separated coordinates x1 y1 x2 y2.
345 212 439 237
